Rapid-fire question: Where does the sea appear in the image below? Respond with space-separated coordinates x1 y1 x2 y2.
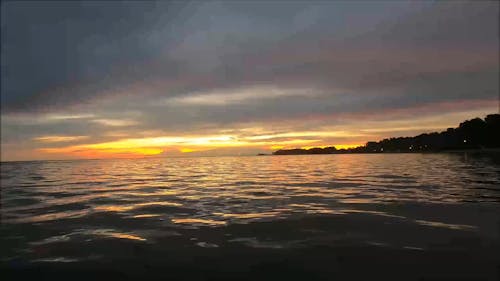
1 153 499 280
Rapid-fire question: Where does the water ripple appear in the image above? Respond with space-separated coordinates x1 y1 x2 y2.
1 154 499 263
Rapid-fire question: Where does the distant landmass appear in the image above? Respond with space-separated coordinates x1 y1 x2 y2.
273 114 500 155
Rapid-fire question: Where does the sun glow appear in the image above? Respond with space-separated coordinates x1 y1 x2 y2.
37 133 325 158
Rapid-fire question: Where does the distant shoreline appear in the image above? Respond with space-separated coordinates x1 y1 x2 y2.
271 114 499 156
3 149 500 163
258 148 500 156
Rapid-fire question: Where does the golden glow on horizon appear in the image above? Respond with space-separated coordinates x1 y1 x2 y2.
269 145 284 150
37 134 323 158
300 145 331 150
330 144 362 150
38 146 163 159
37 141 361 159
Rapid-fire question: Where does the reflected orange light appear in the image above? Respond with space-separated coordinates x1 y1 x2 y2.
213 212 280 219
90 229 147 241
171 218 227 225
131 214 162 218
94 205 133 212
94 201 183 213
107 233 147 241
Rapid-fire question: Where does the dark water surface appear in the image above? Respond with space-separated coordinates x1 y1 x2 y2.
1 154 499 280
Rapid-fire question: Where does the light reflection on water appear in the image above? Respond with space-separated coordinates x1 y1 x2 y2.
1 153 499 262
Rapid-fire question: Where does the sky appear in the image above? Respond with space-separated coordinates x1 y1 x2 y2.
1 0 499 161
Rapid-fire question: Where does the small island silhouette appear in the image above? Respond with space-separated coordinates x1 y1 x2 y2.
273 114 500 155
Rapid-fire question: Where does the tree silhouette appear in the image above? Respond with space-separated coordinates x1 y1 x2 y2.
273 114 500 155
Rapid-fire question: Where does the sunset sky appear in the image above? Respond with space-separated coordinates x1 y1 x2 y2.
1 0 498 161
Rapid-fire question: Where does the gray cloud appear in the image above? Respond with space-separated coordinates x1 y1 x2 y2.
3 1 497 113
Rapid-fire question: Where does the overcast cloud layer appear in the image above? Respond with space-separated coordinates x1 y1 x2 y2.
1 1 498 160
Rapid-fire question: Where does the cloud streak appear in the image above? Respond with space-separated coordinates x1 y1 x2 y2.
167 86 316 106
33 135 89 143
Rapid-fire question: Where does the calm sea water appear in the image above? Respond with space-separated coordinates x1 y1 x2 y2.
1 153 500 279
